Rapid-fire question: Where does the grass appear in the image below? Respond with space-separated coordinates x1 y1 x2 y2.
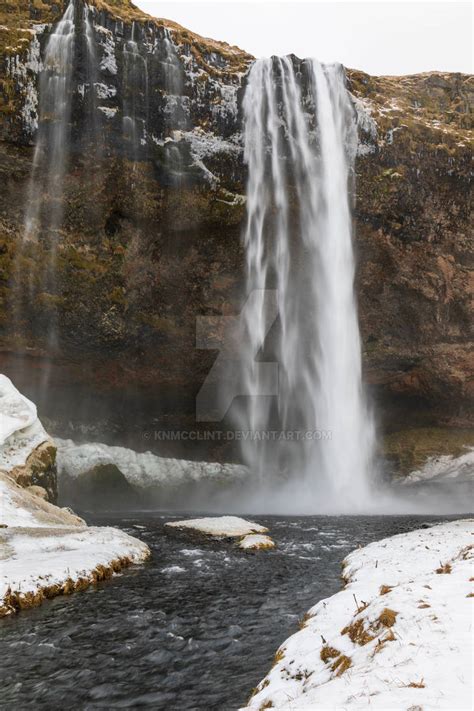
406 679 425 688
320 645 340 663
331 655 352 676
341 618 375 646
377 608 398 628
436 562 452 574
379 584 393 595
298 612 314 629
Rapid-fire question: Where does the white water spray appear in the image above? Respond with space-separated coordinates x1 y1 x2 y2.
236 57 376 511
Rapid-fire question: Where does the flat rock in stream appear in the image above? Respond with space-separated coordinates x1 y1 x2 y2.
165 516 268 538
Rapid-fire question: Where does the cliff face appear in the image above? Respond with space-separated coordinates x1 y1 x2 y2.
0 0 472 454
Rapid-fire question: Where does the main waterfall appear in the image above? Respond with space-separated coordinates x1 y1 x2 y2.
235 57 376 511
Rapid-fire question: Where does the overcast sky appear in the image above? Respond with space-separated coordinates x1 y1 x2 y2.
134 1 472 75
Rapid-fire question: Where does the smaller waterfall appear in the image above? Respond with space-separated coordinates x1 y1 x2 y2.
234 57 376 512
122 21 148 163
23 1 75 245
10 1 75 403
161 28 188 184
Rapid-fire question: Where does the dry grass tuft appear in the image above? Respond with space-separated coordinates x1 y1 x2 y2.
418 603 431 608
377 608 398 628
331 654 352 676
259 702 274 710
272 648 285 667
298 612 313 629
436 562 452 574
320 645 340 663
341 618 375 646
407 679 425 688
379 584 393 595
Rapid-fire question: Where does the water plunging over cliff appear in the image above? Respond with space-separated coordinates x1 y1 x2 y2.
23 2 75 246
236 57 376 511
123 21 149 163
12 1 75 388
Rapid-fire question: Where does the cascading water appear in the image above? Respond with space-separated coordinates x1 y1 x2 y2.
123 21 148 163
235 56 376 512
12 1 75 396
23 1 75 246
161 28 188 184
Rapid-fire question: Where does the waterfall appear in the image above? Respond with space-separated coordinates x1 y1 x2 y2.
162 29 187 185
12 0 75 382
236 57 376 511
122 21 148 163
23 1 75 246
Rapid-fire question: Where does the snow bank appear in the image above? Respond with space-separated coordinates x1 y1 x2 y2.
56 437 248 489
0 378 150 617
243 519 473 710
0 375 49 472
166 515 268 538
0 472 150 617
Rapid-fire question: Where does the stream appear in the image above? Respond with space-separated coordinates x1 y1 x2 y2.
0 513 464 710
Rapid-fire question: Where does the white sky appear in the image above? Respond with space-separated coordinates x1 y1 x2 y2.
134 1 472 75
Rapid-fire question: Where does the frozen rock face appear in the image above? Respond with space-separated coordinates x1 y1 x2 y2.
55 437 250 510
0 0 472 462
0 375 57 502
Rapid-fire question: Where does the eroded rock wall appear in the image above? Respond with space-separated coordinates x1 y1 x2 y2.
0 0 472 456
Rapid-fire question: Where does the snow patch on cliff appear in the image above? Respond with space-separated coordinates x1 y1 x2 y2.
351 94 378 155
95 25 118 76
5 29 44 135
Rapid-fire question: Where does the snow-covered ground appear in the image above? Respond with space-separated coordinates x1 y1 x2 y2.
56 438 248 489
242 519 473 710
166 515 268 538
0 472 150 617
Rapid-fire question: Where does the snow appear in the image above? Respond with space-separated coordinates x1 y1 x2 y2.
0 471 150 616
96 25 118 75
98 106 118 118
242 519 473 710
166 515 268 538
0 375 49 472
239 533 275 550
94 82 117 99
0 378 150 616
0 524 150 610
403 447 474 485
55 438 248 489
5 31 43 136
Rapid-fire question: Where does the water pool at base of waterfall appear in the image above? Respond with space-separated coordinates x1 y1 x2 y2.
0 513 466 710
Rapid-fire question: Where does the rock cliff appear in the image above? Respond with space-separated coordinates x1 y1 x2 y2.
0 0 472 459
